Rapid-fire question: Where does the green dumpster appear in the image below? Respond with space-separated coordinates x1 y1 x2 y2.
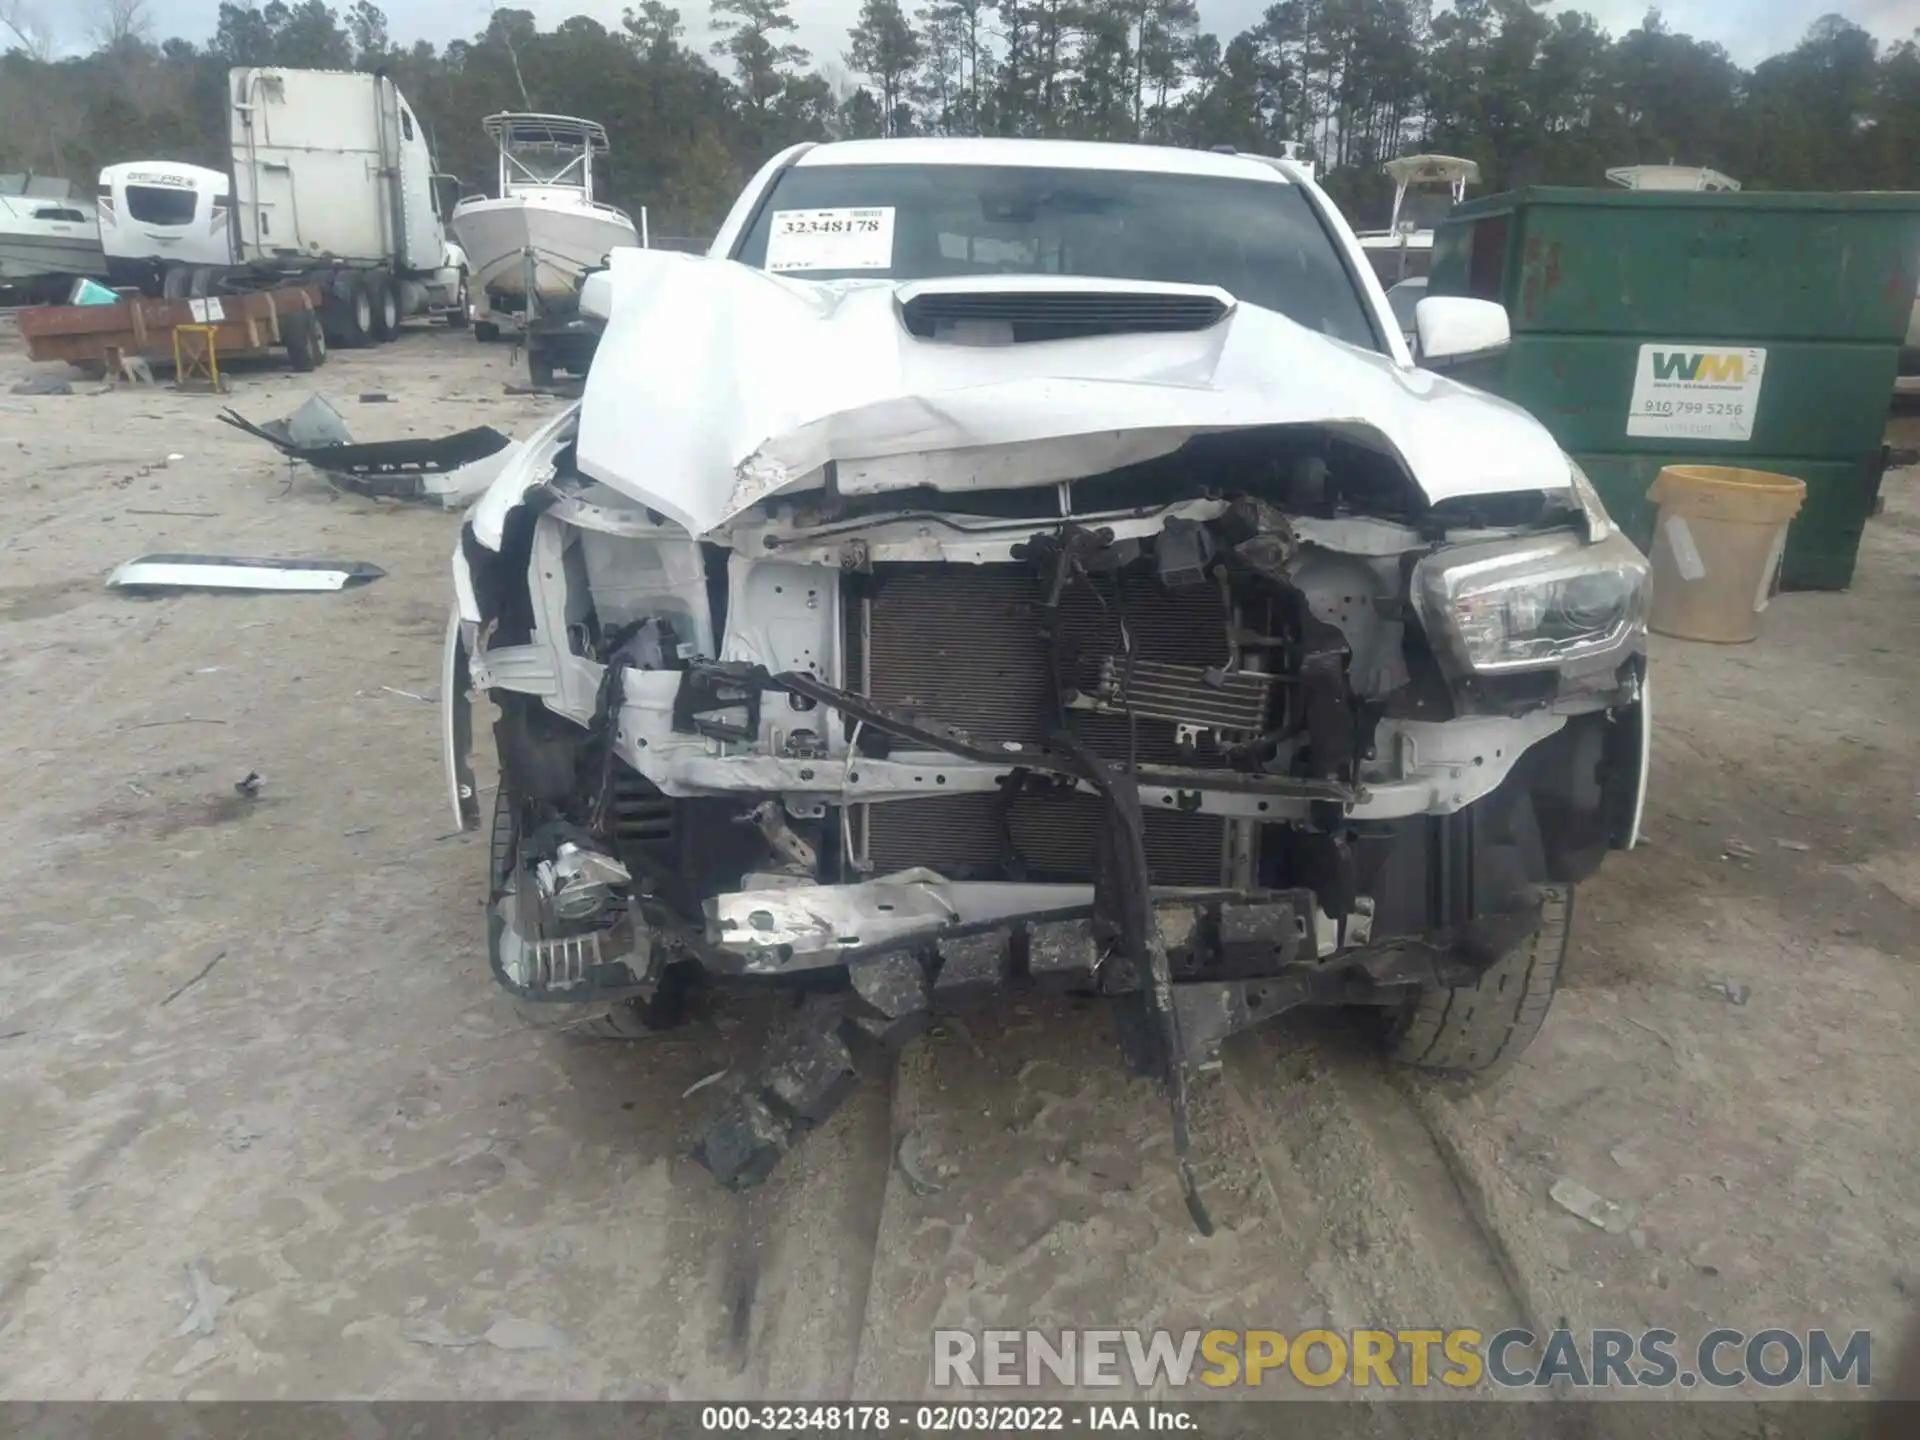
1428 186 1920 589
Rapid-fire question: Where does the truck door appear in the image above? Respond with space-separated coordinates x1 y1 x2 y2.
393 91 444 273
230 70 300 257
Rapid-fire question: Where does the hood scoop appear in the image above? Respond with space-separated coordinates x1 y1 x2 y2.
899 287 1232 345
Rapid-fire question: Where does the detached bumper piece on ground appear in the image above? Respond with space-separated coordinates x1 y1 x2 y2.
218 398 516 509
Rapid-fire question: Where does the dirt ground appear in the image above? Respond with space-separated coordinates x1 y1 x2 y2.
0 326 1914 1413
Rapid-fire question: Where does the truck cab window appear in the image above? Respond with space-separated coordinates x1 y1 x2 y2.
402 109 415 142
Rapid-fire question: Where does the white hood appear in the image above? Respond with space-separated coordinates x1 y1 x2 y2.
576 248 1567 537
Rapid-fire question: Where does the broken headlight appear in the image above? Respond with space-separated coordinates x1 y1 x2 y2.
1566 458 1617 543
1412 530 1649 674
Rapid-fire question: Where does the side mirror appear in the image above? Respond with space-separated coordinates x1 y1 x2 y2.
1414 296 1510 367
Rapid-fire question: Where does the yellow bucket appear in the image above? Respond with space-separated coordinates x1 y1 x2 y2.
1644 465 1807 643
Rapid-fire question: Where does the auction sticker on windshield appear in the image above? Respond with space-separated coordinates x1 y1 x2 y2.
1627 344 1767 441
765 207 896 273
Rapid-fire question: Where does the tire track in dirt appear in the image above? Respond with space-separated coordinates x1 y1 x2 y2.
1221 1019 1533 1343
844 994 1535 1417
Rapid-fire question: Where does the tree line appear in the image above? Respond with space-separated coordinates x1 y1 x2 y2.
2 0 1916 239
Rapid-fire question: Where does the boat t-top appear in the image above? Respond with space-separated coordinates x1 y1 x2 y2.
449 112 641 341
1356 154 1480 286
1605 164 1741 192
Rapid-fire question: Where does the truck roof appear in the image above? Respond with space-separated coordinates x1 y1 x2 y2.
792 137 1298 184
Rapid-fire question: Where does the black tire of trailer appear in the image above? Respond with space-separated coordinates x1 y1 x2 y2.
1378 885 1572 1079
368 271 400 342
446 276 471 329
474 320 500 342
283 309 327 372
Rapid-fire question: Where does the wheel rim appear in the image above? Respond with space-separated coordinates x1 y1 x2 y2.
355 292 371 331
383 292 398 329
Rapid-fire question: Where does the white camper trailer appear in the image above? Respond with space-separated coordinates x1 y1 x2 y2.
97 162 235 291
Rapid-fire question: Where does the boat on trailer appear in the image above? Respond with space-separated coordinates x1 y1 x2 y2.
1355 154 1480 287
0 174 106 302
448 113 640 344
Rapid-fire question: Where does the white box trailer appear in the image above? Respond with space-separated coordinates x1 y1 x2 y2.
228 67 470 345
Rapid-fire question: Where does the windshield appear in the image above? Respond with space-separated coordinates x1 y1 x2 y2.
1396 189 1455 232
126 184 198 226
733 162 1382 352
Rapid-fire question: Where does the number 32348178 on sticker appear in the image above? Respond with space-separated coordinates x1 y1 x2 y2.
765 206 897 273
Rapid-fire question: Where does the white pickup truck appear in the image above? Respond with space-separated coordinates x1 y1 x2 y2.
444 138 1652 1208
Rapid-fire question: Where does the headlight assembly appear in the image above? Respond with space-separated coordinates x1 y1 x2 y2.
1413 530 1649 674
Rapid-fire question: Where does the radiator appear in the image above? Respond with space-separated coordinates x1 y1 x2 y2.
852 563 1264 886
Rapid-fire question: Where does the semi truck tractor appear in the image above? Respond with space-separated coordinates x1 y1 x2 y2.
221 67 469 345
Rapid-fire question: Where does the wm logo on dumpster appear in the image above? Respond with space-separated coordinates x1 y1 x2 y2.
1651 351 1747 383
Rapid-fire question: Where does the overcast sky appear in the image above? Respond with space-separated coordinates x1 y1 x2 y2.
46 0 1920 70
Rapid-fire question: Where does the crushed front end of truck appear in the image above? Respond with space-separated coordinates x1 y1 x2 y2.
444 253 1650 1218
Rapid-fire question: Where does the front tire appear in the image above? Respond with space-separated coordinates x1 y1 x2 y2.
367 272 400 342
474 320 500 343
527 345 556 387
446 277 471 330
1380 885 1571 1079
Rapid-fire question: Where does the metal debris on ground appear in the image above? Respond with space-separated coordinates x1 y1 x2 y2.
217 399 515 509
680 1067 730 1100
173 1263 234 1338
1774 838 1812 852
402 1321 482 1349
482 1317 569 1352
1548 1175 1635 1235
358 392 394 403
106 554 387 593
160 950 227 1007
378 685 434 703
503 380 585 398
896 1129 946 1196
234 772 261 797
10 375 71 396
1705 979 1752 1006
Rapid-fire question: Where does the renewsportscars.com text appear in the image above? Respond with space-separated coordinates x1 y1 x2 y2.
931 1327 1873 1391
